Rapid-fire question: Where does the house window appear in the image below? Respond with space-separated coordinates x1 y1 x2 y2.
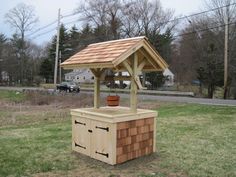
77 76 79 79
83 76 86 80
91 76 94 80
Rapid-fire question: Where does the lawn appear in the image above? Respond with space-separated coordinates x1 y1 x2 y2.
0 90 235 177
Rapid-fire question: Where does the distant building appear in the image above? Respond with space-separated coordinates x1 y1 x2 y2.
1 71 9 82
64 69 94 83
163 68 174 86
65 68 174 87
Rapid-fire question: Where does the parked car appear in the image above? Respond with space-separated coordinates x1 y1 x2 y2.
56 82 80 92
106 82 127 89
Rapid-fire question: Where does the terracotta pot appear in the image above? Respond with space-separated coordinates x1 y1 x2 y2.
107 95 120 106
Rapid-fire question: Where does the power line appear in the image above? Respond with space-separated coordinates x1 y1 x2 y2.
26 20 57 37
31 28 56 39
159 2 236 25
173 21 236 38
61 11 79 18
27 16 84 39
63 17 87 26
29 17 85 40
61 2 236 27
26 2 236 41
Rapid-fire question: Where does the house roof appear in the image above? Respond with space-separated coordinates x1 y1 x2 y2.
61 36 168 72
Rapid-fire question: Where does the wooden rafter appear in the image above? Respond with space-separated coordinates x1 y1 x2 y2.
142 40 168 70
122 60 133 76
138 49 158 70
137 59 146 74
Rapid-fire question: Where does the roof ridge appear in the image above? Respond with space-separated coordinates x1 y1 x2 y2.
89 36 146 46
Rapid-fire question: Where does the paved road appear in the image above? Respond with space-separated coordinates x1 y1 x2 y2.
0 86 236 106
98 92 236 106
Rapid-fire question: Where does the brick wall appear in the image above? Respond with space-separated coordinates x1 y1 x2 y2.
116 117 154 164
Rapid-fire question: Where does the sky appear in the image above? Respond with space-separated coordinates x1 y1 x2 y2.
0 0 204 45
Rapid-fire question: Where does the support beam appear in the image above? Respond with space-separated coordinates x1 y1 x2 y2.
90 68 100 77
139 49 158 70
130 53 138 112
94 76 100 109
135 76 145 89
90 68 105 109
122 60 133 76
138 59 146 73
122 58 145 90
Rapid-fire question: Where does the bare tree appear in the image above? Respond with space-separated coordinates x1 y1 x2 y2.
77 0 122 39
121 0 175 37
5 3 38 84
203 0 236 98
5 3 38 44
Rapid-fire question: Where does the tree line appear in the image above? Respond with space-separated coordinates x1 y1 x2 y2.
0 0 236 98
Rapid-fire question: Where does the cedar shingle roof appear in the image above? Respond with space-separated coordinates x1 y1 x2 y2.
61 36 168 71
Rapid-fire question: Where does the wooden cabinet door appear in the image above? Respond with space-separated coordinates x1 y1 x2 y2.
90 120 115 164
72 116 90 156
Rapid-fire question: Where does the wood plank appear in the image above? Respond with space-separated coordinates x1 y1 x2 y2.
142 40 168 70
90 120 114 164
61 62 113 69
90 68 106 109
135 76 145 89
94 76 100 109
111 123 117 165
138 49 159 70
153 115 157 152
90 68 99 77
130 53 138 112
137 59 146 73
72 116 90 156
122 60 133 76
112 41 143 66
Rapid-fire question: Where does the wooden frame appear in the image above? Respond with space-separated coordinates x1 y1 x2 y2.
71 107 157 165
62 37 168 165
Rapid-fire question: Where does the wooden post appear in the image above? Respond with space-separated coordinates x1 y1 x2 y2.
94 76 100 109
130 53 138 112
90 69 103 109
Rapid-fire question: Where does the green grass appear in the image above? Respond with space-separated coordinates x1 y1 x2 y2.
157 104 236 177
0 121 75 176
0 90 26 102
0 102 235 177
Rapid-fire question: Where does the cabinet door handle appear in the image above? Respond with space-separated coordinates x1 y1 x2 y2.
95 126 109 132
75 120 86 126
95 151 109 158
75 142 86 149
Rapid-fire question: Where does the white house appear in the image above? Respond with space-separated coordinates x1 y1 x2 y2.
163 68 174 86
64 69 94 83
1 71 9 82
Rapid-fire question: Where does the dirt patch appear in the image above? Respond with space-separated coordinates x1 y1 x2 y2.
33 152 187 177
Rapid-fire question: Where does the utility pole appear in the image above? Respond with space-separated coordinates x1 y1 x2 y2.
54 8 61 85
224 5 229 99
59 51 62 83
